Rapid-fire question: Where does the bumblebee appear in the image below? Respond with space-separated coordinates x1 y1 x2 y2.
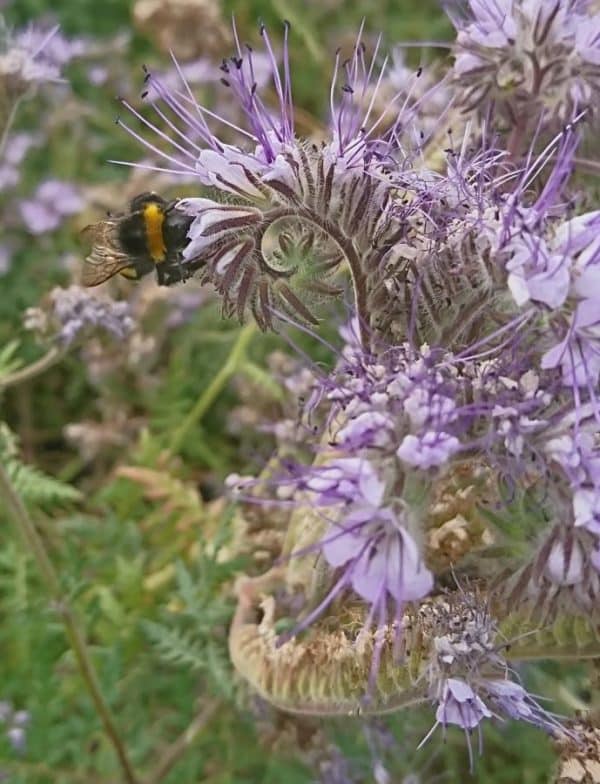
81 192 195 287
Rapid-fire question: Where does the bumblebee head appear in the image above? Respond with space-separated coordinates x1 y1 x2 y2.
128 192 167 213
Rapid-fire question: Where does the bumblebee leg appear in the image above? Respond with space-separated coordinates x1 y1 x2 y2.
155 264 169 286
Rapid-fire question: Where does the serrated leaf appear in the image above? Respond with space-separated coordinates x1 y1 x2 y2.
0 423 82 510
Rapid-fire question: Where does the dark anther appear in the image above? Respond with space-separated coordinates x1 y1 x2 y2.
342 84 354 94
220 78 230 87
416 67 423 77
141 90 148 99
251 82 258 95
233 57 243 69
220 59 229 72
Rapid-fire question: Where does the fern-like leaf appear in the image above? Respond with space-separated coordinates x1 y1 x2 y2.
0 424 82 509
143 621 210 671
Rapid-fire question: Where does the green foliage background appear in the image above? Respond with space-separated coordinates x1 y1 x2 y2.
0 1 577 782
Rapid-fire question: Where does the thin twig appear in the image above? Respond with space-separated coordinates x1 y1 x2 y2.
166 323 257 457
0 462 139 784
574 156 600 175
0 345 66 389
145 699 221 784
0 95 24 162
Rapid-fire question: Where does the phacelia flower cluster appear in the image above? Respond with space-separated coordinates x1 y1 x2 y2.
447 0 600 123
24 286 135 347
114 12 600 762
0 19 73 100
417 592 563 767
115 24 450 345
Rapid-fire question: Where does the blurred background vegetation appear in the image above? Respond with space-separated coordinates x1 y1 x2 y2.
0 1 575 782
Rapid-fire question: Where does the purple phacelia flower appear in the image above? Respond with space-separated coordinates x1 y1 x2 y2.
305 457 385 508
505 234 571 308
0 132 39 192
573 487 600 535
433 678 492 731
321 505 434 606
541 298 600 387
19 180 84 235
419 590 564 767
504 209 600 313
0 703 29 755
396 431 461 469
6 726 26 753
269 451 434 645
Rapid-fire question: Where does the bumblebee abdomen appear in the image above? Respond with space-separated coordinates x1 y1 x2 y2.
143 202 167 263
117 213 149 257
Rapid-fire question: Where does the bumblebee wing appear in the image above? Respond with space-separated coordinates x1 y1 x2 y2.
80 220 133 286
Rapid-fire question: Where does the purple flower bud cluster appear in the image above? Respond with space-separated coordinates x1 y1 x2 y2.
447 0 600 121
418 592 562 767
25 286 135 347
0 701 29 754
19 180 84 235
0 21 95 277
0 132 39 192
0 21 71 97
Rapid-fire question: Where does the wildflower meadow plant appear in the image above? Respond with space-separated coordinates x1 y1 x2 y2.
2 3 600 783
117 13 600 763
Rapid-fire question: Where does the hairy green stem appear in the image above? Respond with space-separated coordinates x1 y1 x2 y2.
0 95 24 162
0 345 67 389
0 462 139 784
292 210 371 350
166 323 257 456
506 112 529 161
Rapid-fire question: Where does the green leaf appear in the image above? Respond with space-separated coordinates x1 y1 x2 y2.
0 423 82 510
